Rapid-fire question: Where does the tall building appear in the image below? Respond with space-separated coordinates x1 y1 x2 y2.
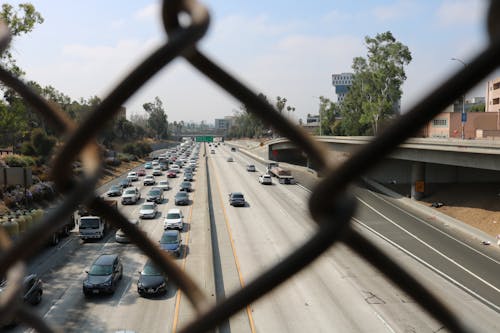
331 73 353 103
214 119 228 130
486 77 500 112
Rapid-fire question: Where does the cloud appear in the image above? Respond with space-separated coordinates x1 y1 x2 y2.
436 0 486 26
372 0 420 21
321 10 353 23
135 3 160 21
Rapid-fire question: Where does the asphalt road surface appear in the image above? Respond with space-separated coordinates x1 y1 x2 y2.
8 142 499 332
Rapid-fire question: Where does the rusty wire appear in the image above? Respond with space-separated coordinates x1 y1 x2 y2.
0 0 498 331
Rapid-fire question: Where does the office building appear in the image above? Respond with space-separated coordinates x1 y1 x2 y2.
332 73 353 103
486 77 500 112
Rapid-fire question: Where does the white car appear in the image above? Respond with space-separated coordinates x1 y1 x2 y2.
139 203 158 219
259 174 272 185
163 208 184 230
143 175 156 186
156 180 170 191
127 171 138 182
115 219 140 243
121 187 141 204
170 164 181 173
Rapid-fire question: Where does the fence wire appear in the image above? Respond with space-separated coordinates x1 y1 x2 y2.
0 0 499 332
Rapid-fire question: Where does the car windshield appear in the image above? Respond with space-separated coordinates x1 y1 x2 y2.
142 204 155 210
161 234 179 244
80 218 100 228
142 262 162 276
167 213 181 219
232 194 243 199
110 185 120 191
182 182 190 187
176 192 187 198
124 189 135 195
89 264 112 276
149 190 161 195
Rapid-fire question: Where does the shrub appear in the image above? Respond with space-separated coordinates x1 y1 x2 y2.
20 142 36 156
104 157 121 166
31 128 56 158
3 154 36 167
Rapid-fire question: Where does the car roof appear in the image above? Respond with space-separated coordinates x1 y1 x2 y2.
95 254 118 265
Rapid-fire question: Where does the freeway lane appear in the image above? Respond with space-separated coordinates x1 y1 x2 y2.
216 144 499 332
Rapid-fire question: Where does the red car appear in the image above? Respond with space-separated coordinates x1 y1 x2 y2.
137 168 146 176
167 171 177 178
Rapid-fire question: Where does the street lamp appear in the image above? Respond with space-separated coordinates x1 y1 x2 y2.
451 57 467 139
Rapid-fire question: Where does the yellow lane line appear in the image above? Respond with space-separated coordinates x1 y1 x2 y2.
209 158 257 333
171 162 199 333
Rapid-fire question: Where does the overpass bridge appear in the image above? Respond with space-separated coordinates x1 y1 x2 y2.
265 136 500 199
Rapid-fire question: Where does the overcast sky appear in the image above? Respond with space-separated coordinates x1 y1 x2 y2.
8 0 499 124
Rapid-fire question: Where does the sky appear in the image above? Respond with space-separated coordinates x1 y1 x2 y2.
7 0 500 124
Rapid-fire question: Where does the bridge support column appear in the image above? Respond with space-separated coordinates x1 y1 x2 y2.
411 161 425 200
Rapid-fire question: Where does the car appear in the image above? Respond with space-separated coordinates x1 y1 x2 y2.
184 172 194 181
152 169 163 176
137 168 146 176
121 187 141 205
227 157 234 162
159 230 182 257
137 259 168 297
180 181 192 192
164 208 184 230
83 254 123 296
159 162 168 171
170 164 181 173
156 180 170 191
146 188 164 204
139 202 158 219
143 175 156 186
259 174 273 185
246 164 256 172
0 274 43 307
115 219 140 243
167 170 177 178
184 166 193 174
127 171 138 182
229 192 245 207
118 178 131 188
210 150 215 154
231 147 236 152
144 162 153 169
106 184 122 197
174 191 189 205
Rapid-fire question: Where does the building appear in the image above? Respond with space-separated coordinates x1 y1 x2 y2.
214 119 229 130
419 111 500 139
301 114 320 134
486 77 500 112
331 73 353 103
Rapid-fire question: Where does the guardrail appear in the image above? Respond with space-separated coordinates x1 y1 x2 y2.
1 0 499 332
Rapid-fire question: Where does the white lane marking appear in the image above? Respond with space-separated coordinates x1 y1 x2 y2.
363 189 500 265
118 277 134 306
357 196 500 295
352 217 500 312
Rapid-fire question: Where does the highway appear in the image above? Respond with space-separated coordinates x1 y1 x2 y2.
8 142 500 332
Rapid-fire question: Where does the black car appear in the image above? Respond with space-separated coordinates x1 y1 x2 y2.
159 230 182 257
0 274 43 306
231 147 236 152
174 191 189 205
137 260 168 296
118 178 131 188
229 192 246 207
180 181 192 192
83 254 123 296
106 184 122 197
146 188 164 204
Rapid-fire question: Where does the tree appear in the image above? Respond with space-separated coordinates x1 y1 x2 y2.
341 31 412 135
317 96 341 135
0 3 44 77
470 103 485 112
143 96 168 139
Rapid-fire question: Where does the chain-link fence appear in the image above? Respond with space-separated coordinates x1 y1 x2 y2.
1 0 499 332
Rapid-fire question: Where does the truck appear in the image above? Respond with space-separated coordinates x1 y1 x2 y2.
78 200 117 240
0 207 75 246
266 162 295 184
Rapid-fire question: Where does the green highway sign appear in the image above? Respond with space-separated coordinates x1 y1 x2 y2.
195 136 213 142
